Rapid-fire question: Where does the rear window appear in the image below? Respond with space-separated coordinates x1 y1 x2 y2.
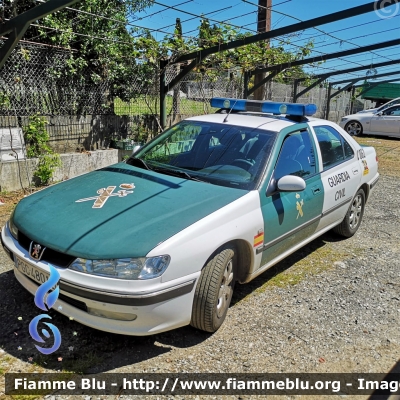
313 125 354 170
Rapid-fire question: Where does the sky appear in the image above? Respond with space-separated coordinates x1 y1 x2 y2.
132 0 400 85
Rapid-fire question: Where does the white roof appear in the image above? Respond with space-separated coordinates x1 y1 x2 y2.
186 112 298 132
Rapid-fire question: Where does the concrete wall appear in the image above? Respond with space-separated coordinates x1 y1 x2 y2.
0 149 120 192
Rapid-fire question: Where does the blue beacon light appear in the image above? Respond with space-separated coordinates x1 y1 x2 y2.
211 97 317 117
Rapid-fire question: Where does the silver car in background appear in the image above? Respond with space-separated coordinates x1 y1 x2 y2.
340 104 400 137
357 96 400 114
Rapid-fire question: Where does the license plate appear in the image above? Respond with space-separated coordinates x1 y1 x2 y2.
15 256 49 286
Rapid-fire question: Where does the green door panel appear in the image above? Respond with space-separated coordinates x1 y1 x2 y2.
257 125 324 267
260 174 323 266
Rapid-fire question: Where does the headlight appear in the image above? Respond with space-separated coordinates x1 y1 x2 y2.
68 255 170 280
8 209 18 239
341 118 348 123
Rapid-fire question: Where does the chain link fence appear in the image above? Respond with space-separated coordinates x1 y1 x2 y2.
1 41 371 157
0 41 113 154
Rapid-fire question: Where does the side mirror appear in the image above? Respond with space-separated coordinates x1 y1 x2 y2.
132 145 142 155
377 112 383 116
277 175 306 192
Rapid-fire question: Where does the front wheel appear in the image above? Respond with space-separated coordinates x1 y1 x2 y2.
333 188 365 238
344 120 363 136
191 245 236 333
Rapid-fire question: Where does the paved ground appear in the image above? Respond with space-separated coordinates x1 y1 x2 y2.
0 148 399 400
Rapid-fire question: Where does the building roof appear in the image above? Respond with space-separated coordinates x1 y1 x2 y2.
360 82 400 101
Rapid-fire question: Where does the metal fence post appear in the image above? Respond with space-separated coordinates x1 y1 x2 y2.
325 83 332 120
159 59 167 130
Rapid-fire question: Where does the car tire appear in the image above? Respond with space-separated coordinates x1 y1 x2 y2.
344 120 363 136
333 188 365 238
191 245 236 333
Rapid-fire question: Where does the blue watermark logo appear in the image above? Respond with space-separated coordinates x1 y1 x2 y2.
374 0 400 19
29 265 62 354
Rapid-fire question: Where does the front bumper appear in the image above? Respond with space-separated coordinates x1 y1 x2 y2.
1 224 199 336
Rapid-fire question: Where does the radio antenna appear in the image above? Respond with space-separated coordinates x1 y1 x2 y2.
223 99 239 123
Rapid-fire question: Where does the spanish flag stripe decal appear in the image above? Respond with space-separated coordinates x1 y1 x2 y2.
253 232 264 247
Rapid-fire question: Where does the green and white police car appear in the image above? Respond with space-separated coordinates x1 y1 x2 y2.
1 98 379 336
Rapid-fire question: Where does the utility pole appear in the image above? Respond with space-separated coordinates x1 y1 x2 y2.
253 0 272 100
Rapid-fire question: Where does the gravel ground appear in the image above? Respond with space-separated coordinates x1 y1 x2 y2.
0 175 399 400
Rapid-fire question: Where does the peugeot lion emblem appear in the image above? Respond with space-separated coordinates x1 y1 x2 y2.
29 242 46 261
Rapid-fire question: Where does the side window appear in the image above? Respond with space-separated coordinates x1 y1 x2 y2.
383 106 400 116
209 136 220 147
274 130 317 180
314 126 354 170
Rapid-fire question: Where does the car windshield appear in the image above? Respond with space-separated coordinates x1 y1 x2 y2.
377 98 400 112
127 121 276 190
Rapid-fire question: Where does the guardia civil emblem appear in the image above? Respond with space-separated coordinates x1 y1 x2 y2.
295 193 304 219
76 183 135 209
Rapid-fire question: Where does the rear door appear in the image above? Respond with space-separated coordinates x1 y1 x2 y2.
311 124 362 231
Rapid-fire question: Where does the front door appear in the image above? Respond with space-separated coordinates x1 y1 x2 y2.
370 105 400 136
258 127 324 268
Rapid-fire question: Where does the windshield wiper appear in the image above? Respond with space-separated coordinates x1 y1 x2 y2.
127 157 151 171
152 166 207 183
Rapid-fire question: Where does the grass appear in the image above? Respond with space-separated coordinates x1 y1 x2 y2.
253 238 363 294
354 135 400 177
232 233 367 305
0 353 42 400
256 240 362 292
60 351 103 374
26 351 103 375
0 349 101 399
114 95 217 116
0 187 47 227
0 354 13 376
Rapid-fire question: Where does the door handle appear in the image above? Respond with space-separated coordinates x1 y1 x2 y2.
312 187 321 195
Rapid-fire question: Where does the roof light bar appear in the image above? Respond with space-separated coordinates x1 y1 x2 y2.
211 97 317 117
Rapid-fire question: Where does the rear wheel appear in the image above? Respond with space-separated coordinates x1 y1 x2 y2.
191 245 236 332
344 120 363 136
333 189 365 238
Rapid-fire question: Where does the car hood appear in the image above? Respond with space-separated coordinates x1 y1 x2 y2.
343 113 373 120
14 163 247 259
357 108 377 114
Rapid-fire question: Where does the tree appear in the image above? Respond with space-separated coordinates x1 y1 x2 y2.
1 0 155 113
188 19 316 86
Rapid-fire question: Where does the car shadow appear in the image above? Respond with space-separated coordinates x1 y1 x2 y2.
357 134 400 142
0 230 343 374
367 359 400 399
0 267 211 374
